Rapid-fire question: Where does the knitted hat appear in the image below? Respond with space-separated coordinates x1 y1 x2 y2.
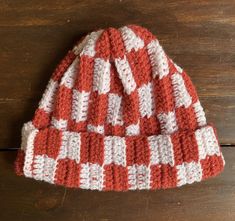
15 25 225 191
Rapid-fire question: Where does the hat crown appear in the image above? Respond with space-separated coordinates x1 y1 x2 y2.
33 24 198 137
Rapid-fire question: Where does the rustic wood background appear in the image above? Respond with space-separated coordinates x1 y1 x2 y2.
0 0 234 221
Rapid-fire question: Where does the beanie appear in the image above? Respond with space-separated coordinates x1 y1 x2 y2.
14 25 225 191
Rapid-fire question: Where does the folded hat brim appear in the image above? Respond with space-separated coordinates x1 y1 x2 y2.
14 121 225 191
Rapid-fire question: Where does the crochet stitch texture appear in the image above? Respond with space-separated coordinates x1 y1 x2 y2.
15 25 225 191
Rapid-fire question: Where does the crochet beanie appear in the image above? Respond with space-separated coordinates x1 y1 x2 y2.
15 25 225 191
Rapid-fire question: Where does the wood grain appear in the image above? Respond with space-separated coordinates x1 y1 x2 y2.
1 1 235 220
0 147 234 221
0 0 235 148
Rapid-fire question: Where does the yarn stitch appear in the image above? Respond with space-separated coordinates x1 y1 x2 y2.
14 25 225 191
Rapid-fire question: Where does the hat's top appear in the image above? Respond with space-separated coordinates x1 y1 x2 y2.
15 25 225 191
32 24 187 136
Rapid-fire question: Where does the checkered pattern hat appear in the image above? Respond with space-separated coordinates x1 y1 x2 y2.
15 25 225 191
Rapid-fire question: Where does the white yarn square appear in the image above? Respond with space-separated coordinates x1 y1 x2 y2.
87 124 104 134
148 134 175 166
58 131 81 163
93 58 111 94
80 163 104 190
147 39 169 79
138 82 155 118
104 136 126 166
120 26 144 52
126 123 140 136
80 30 103 57
51 117 68 130
71 89 90 122
176 161 202 187
193 101 207 126
128 165 150 190
157 111 178 134
171 72 192 108
107 93 123 126
33 155 57 184
195 126 221 160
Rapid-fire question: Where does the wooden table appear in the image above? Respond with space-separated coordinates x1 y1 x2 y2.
0 1 234 220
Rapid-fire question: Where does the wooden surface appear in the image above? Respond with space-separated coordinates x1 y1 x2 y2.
1 148 234 221
0 1 235 220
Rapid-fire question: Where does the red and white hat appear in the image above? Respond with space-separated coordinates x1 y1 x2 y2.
15 25 225 191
